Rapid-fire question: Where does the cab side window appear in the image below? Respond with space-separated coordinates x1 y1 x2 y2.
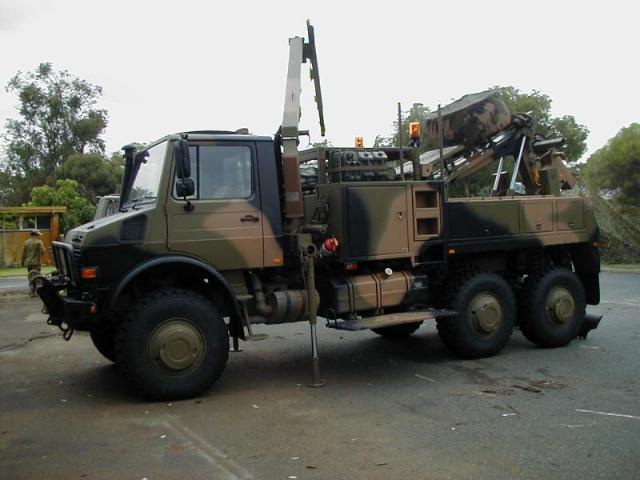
174 145 252 200
199 146 252 199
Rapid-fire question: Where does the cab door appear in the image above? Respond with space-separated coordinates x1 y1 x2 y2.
166 141 264 270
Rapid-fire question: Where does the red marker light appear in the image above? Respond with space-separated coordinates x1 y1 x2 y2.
323 237 339 253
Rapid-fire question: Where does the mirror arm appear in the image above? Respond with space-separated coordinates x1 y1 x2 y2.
183 196 194 212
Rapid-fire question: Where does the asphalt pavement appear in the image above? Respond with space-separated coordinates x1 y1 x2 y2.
0 272 639 480
0 276 29 293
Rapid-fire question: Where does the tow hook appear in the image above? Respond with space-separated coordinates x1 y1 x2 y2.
46 317 74 341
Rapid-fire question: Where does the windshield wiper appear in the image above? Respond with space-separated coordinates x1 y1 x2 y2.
129 196 157 209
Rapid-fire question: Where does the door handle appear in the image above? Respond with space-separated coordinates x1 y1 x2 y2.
241 215 259 223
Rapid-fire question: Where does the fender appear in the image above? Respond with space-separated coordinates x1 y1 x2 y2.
109 255 246 340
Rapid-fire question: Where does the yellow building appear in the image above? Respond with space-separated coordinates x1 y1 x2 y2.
0 207 67 267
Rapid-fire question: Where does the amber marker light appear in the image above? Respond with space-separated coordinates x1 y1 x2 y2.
409 122 421 140
448 248 456 255
80 267 98 279
272 257 283 265
355 137 364 148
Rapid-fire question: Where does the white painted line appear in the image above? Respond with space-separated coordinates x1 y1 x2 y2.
162 420 254 479
575 409 640 420
414 374 437 383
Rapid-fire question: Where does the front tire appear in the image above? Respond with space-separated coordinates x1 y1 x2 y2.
90 328 116 362
437 273 516 359
518 268 585 348
115 288 229 400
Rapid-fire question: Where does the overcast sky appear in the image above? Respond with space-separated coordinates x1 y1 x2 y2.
0 0 637 161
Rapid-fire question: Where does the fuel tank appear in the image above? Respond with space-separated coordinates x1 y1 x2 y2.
320 270 428 316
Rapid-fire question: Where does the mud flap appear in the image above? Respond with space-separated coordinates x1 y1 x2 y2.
577 313 602 339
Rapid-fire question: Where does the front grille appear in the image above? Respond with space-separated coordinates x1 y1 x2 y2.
51 241 79 285
71 234 85 273
72 244 84 271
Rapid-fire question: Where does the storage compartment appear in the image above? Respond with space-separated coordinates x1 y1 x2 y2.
346 185 409 258
449 201 520 238
415 190 438 208
412 185 442 241
522 201 554 233
556 198 584 230
417 218 439 236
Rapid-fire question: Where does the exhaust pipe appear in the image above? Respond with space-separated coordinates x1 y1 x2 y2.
578 313 602 339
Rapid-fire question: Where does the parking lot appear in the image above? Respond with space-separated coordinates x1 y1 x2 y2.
1 272 639 480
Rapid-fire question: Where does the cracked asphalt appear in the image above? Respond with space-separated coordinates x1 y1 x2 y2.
1 272 639 480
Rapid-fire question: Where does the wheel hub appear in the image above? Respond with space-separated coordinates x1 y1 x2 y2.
546 286 575 324
149 319 205 372
468 292 502 335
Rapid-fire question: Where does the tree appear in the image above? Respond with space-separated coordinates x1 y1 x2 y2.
583 123 640 208
29 179 95 229
2 63 108 203
378 102 436 154
55 152 123 202
582 123 640 263
498 87 589 162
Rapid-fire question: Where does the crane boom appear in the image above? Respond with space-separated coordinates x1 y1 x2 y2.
280 20 325 220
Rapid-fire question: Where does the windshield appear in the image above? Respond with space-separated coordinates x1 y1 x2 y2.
126 140 167 206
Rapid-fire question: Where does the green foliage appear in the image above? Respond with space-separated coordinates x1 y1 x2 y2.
582 124 640 264
379 103 437 154
498 86 588 162
55 152 122 202
29 179 94 229
499 87 553 129
2 63 108 204
551 116 589 163
583 123 640 208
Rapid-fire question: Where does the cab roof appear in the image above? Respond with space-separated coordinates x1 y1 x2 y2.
178 130 272 142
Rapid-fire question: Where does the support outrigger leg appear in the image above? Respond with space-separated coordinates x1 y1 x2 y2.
304 252 325 387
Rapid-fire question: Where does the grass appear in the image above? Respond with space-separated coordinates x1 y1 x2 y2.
603 263 640 270
0 266 56 278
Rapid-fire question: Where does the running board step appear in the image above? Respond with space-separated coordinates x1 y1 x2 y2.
327 308 457 331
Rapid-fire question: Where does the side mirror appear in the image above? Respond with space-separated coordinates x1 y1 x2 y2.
175 138 191 179
175 178 195 198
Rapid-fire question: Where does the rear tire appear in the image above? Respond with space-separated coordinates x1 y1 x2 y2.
372 321 422 339
437 273 516 359
518 268 585 348
90 328 116 362
115 288 229 400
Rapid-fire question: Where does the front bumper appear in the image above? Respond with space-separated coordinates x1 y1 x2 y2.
35 241 98 335
35 275 98 332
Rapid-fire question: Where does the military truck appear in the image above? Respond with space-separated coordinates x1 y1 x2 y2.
35 22 602 399
93 195 120 220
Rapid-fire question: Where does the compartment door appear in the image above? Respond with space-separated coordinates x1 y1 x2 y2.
346 185 409 258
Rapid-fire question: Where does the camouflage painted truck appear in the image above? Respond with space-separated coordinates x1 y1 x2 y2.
35 22 602 399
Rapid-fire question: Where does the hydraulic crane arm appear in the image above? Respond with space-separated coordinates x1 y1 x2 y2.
280 20 325 220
